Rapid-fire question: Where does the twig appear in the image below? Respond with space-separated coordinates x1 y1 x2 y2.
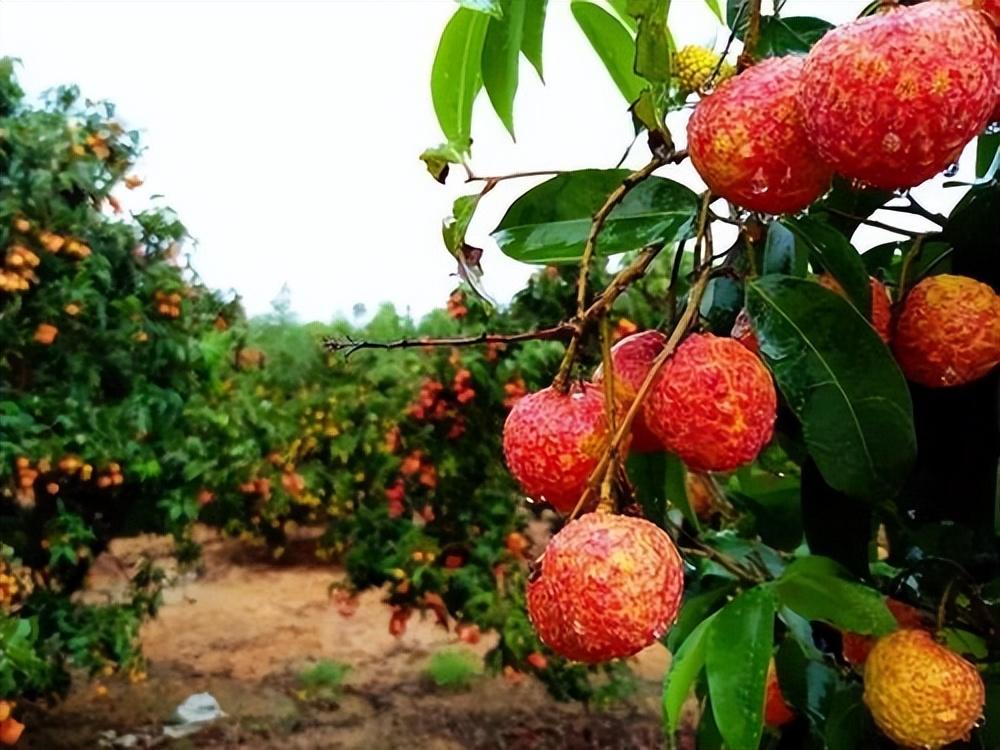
936 578 957 634
737 0 764 71
322 326 572 356
880 195 947 227
824 207 923 237
465 169 565 184
598 316 617 510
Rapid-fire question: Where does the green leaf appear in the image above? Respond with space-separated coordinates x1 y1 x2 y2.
976 133 1000 180
810 176 893 237
456 0 504 18
443 194 481 255
772 556 896 635
521 0 547 79
731 469 802 551
432 8 490 147
626 451 699 530
663 613 716 732
782 216 870 314
419 141 467 183
825 682 876 750
492 169 699 264
945 184 1000 290
706 586 775 750
667 583 736 652
628 0 673 82
726 0 751 38
747 276 915 499
762 221 805 277
665 452 698 530
755 16 832 58
571 2 646 104
482 0 527 138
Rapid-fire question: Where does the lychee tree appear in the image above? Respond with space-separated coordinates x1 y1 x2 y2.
350 0 1000 747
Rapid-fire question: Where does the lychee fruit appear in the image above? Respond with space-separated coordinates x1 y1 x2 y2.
892 274 1000 387
644 334 777 472
817 274 893 343
687 56 833 214
684 470 716 520
674 45 735 94
764 662 795 728
593 330 666 453
863 629 985 749
502 383 610 512
526 512 684 663
799 1 1000 189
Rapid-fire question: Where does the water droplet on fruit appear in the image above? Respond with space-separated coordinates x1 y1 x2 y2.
882 132 902 153
944 161 960 177
750 169 769 195
986 121 1000 136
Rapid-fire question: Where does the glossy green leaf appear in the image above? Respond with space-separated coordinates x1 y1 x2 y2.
810 176 893 237
626 451 699 530
773 556 896 635
782 216 870 314
521 0 547 79
663 613 716 732
667 583 736 652
731 469 802 551
726 0 751 38
774 636 839 725
825 683 876 750
432 9 490 147
628 0 673 82
756 16 832 58
456 0 503 17
706 585 775 750
976 133 1000 179
492 169 699 264
762 221 805 277
747 275 915 499
945 184 1000 290
482 0 527 138
699 276 743 336
571 2 645 104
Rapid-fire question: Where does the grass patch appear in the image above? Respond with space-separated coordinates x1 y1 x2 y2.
297 660 350 700
425 649 483 691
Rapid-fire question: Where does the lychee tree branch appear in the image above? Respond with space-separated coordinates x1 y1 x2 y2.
737 0 764 71
598 315 618 510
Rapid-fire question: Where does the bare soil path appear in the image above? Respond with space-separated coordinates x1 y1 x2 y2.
23 530 668 749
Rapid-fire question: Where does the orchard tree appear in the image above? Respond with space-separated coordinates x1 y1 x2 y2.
337 0 1000 747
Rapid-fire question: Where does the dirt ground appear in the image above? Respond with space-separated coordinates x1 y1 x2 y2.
22 529 670 750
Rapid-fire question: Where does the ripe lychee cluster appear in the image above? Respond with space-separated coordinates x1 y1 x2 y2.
893 274 1000 387
526 513 684 662
688 2 1000 211
644 334 777 472
863 629 985 749
153 290 183 319
0 702 23 747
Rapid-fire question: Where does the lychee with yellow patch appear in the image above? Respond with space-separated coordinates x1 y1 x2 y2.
892 274 1000 387
593 330 665 453
644 333 777 472
799 1 1000 189
687 56 833 214
502 383 610 512
863 629 984 749
526 512 684 663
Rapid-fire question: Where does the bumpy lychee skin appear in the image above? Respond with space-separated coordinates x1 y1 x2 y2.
502 384 609 512
644 334 777 472
818 274 893 343
892 274 1000 387
687 56 833 214
593 330 665 453
526 513 684 663
799 2 1000 190
864 629 985 749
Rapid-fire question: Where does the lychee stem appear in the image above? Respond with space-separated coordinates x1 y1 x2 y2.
597 316 617 511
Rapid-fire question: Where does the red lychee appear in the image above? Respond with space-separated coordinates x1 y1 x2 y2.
818 274 893 343
764 663 795 728
593 330 666 453
526 512 684 663
892 274 1000 387
799 1 1000 189
502 383 610 512
644 334 777 472
687 56 833 213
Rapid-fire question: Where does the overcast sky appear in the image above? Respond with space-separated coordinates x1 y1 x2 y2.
0 1 975 323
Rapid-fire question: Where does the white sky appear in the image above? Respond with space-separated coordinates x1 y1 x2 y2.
0 1 976 323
